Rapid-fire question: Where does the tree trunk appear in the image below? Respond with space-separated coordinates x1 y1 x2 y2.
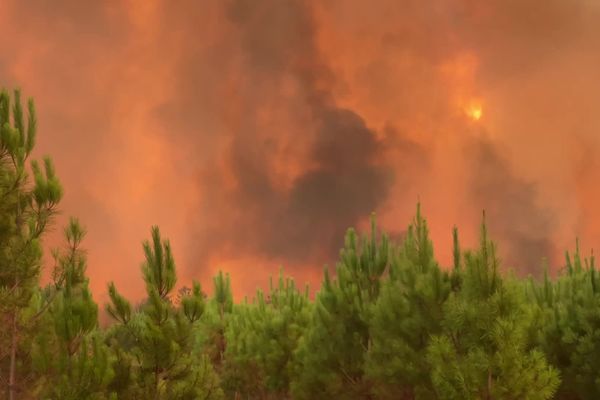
487 367 493 400
8 310 18 400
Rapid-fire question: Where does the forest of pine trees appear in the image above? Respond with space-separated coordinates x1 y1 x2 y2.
1 90 599 399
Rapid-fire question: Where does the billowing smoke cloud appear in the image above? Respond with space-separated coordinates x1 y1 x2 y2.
172 0 421 273
0 0 599 299
467 136 555 276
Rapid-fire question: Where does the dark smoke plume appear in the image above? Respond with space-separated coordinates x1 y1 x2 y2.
179 0 424 272
2 0 599 299
467 137 555 276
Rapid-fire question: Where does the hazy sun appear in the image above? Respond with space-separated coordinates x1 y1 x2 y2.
465 102 483 121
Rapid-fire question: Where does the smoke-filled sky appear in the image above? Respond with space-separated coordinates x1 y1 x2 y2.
1 0 599 302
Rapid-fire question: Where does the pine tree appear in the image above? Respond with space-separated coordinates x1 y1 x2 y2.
31 218 114 399
205 271 233 368
367 205 451 399
0 89 63 400
291 215 389 399
223 271 310 399
426 219 560 400
189 269 235 393
529 242 600 399
105 226 223 399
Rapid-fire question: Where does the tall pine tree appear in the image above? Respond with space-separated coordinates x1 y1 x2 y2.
292 216 389 399
426 219 560 399
0 89 63 400
367 205 451 399
105 226 222 399
31 218 114 399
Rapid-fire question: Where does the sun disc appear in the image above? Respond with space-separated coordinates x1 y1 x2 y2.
465 103 483 121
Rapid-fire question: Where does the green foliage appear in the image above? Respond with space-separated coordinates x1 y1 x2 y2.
426 221 560 400
31 218 114 399
292 215 390 399
223 271 310 398
105 226 223 399
367 205 451 399
528 242 600 399
0 88 63 400
181 281 206 323
200 270 234 370
142 226 177 299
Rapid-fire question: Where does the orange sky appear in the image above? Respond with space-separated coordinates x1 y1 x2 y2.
1 0 599 304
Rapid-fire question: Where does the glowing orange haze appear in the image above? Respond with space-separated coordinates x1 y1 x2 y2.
1 0 599 304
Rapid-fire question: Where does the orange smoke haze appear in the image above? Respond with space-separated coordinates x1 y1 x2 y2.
1 0 599 303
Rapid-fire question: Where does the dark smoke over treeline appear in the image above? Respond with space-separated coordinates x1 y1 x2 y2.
0 0 599 298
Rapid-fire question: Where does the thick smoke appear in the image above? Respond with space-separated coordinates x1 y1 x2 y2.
1 0 600 298
186 0 405 269
467 137 555 276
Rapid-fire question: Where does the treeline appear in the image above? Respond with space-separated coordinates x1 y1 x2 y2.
0 89 599 399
